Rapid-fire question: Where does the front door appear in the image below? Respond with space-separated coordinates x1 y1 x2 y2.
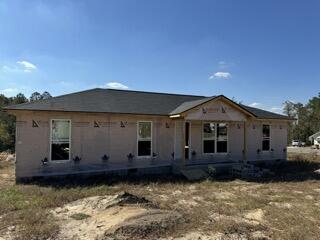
184 122 190 160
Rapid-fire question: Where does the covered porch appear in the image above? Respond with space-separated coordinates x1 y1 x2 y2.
173 120 247 169
169 95 255 171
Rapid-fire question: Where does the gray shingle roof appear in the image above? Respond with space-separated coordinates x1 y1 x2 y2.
239 105 292 120
169 97 216 115
5 88 292 120
5 88 205 115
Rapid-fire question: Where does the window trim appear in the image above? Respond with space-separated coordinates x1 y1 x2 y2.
202 122 228 155
137 121 153 158
49 119 71 162
262 124 271 152
202 122 216 154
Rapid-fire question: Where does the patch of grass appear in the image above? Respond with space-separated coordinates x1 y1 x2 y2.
70 213 91 220
0 187 41 214
265 204 320 240
213 218 267 236
1 209 59 240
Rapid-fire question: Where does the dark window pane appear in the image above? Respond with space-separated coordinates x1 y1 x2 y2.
217 123 228 141
52 120 70 142
51 143 70 161
217 123 227 136
262 140 270 151
263 125 270 138
138 141 151 156
138 122 151 139
217 141 228 153
204 140 215 153
203 123 215 139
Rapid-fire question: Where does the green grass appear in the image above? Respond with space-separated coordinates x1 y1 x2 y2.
0 183 117 239
70 213 91 220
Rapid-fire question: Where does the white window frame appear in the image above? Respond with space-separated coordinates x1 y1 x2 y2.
202 122 228 155
50 119 71 162
262 124 271 152
137 121 152 158
202 122 216 154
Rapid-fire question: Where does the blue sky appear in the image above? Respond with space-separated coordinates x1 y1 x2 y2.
0 0 319 113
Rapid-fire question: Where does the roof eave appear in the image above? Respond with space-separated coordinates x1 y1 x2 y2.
255 117 295 121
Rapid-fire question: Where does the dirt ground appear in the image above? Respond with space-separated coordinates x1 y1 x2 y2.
287 146 320 155
0 149 320 240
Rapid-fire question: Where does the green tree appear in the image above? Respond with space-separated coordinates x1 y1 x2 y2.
283 92 320 144
29 92 42 102
0 93 28 151
41 91 52 99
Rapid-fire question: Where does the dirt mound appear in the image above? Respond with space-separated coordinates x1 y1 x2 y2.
103 209 183 240
53 192 183 240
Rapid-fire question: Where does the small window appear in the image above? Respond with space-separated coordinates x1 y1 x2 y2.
203 123 215 153
262 124 270 151
217 123 228 153
51 119 71 161
137 121 152 157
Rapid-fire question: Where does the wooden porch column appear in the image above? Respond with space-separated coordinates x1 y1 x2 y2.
243 121 247 163
174 120 185 167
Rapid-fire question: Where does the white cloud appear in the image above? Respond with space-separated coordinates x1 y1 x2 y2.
1 88 18 93
1 65 19 73
249 102 262 107
270 107 283 114
59 81 72 86
16 60 37 73
101 82 129 90
2 66 12 72
209 71 231 79
0 88 19 96
218 61 227 69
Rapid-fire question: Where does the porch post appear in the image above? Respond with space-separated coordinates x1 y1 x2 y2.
243 121 247 163
174 120 185 167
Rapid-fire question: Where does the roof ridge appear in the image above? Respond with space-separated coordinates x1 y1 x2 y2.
6 88 206 109
100 88 206 98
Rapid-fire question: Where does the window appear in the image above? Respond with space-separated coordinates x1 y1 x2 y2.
51 119 71 161
217 123 228 153
203 122 228 154
262 124 270 151
203 123 215 153
137 121 152 157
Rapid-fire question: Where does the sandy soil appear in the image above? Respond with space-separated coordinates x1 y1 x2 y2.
52 192 183 240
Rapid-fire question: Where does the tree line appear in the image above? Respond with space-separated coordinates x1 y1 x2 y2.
283 92 320 144
0 91 52 151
